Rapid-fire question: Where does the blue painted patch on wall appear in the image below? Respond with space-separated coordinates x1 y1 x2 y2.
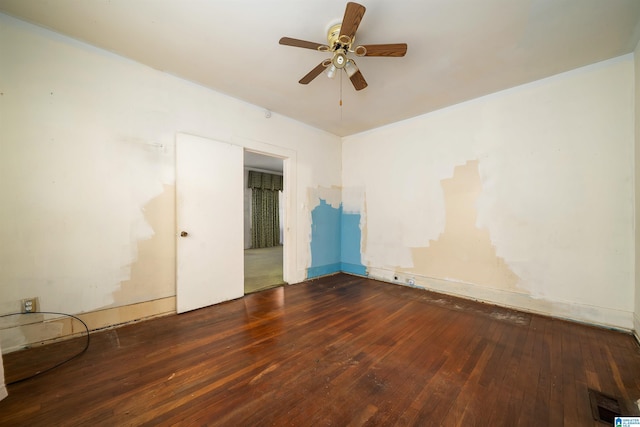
308 199 367 279
341 211 367 276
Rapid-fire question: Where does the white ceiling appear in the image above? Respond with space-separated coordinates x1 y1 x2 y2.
1 0 639 137
244 151 283 173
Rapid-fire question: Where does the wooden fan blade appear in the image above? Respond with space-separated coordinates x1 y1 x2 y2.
299 62 327 85
348 68 368 91
360 43 408 57
279 37 327 51
339 2 366 42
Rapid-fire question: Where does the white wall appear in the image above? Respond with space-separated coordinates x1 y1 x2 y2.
634 40 640 339
343 55 635 330
0 14 340 321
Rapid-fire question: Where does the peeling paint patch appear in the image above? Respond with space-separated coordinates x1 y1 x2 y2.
308 186 342 210
409 160 519 289
113 184 175 306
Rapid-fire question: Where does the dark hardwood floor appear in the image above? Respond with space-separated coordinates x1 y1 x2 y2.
1 273 639 426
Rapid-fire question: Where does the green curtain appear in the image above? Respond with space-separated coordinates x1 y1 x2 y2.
248 171 283 248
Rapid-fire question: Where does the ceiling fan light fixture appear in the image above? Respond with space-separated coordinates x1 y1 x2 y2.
279 2 407 91
344 59 358 77
332 50 348 69
327 64 337 79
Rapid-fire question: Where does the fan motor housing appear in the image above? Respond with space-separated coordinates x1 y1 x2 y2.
327 23 354 50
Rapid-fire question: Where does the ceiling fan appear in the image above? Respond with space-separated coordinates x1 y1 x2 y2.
279 2 407 91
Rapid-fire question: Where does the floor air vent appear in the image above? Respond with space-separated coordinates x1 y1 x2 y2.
589 389 623 424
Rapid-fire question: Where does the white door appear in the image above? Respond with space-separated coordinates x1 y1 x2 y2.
176 133 244 313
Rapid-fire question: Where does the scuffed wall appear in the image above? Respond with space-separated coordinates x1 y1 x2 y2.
0 14 340 346
409 160 519 290
343 55 635 329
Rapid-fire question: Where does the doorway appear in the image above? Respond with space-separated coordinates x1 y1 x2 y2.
243 151 285 294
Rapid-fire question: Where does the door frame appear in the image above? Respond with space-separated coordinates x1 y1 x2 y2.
234 136 297 285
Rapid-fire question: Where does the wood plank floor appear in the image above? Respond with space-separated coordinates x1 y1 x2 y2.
1 273 639 426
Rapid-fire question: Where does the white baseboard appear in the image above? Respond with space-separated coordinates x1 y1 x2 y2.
1 297 176 354
367 267 634 332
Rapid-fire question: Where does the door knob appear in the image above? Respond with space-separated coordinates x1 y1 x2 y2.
180 231 189 237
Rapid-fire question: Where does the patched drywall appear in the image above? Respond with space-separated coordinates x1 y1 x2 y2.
0 14 341 337
410 160 518 289
308 186 342 210
343 55 635 329
112 184 175 305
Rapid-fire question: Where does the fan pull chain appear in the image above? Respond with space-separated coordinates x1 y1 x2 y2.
340 69 343 121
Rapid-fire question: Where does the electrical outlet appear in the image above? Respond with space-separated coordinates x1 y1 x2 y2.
22 297 37 313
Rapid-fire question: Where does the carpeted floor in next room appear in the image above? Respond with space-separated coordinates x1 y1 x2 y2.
244 245 285 294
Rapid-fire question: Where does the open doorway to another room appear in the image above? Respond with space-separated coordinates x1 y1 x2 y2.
243 151 285 294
